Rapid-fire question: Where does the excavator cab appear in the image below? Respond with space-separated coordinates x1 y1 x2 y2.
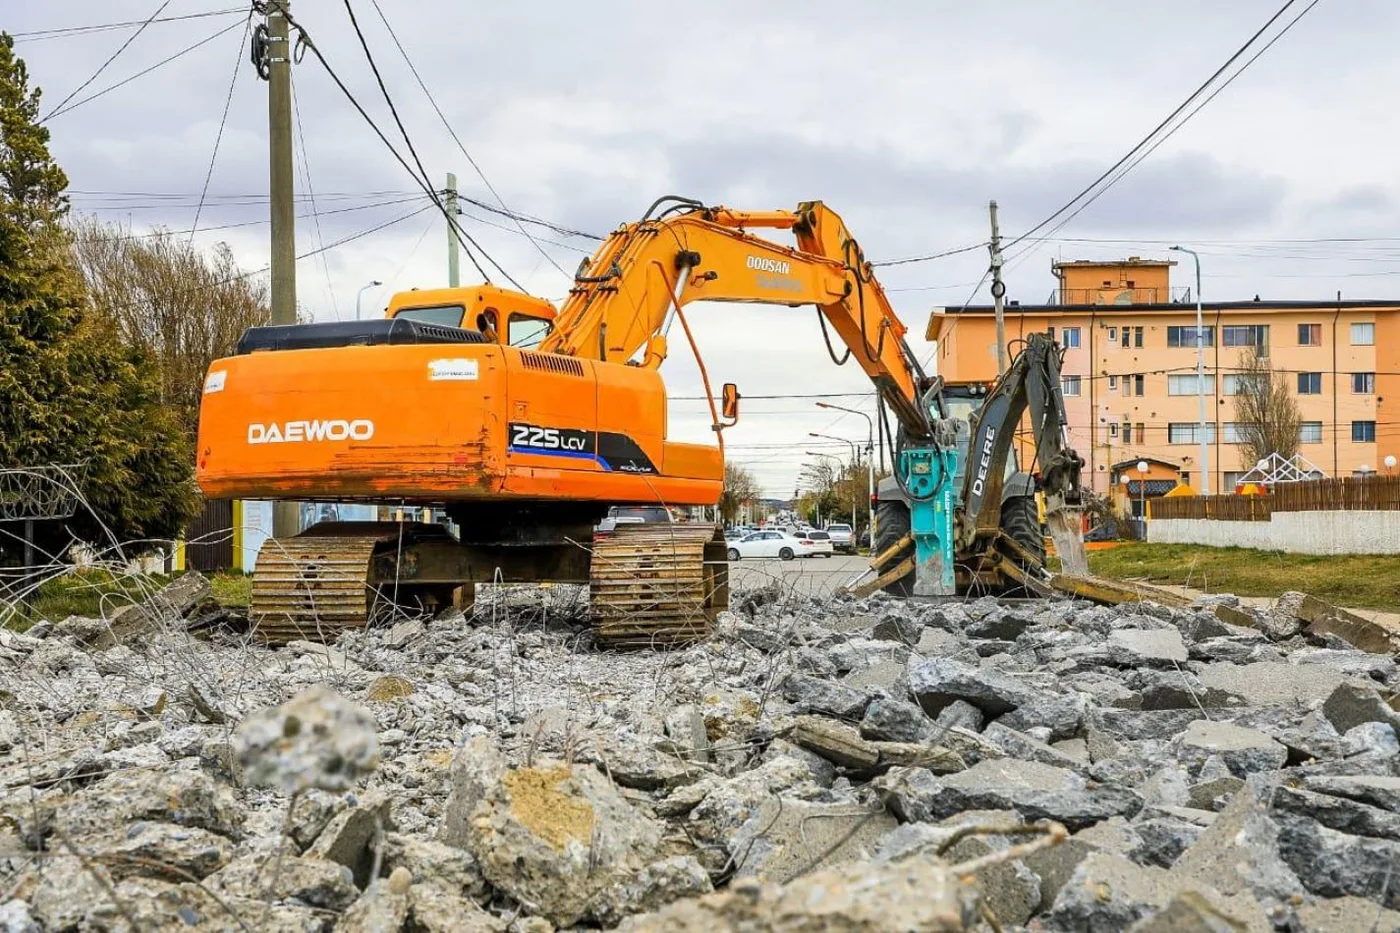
387 286 557 348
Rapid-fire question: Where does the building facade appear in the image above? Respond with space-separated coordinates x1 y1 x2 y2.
927 258 1400 495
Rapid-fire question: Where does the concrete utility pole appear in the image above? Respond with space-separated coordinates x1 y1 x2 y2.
989 200 1008 375
445 172 460 287
1171 245 1210 494
265 0 299 539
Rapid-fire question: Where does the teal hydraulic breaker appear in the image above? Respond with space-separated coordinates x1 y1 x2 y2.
897 446 958 596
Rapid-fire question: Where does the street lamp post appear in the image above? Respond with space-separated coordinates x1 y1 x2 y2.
815 401 877 545
1137 459 1149 527
810 433 860 535
1170 246 1209 494
355 280 384 320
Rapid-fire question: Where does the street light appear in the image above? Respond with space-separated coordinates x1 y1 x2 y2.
1169 246 1209 494
355 280 383 320
816 401 877 544
1386 455 1397 475
1137 460 1149 524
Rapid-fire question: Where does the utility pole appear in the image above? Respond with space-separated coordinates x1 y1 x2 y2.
989 200 1008 375
265 0 299 539
445 172 460 287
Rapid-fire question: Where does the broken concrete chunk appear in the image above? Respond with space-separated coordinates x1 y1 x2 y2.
1272 785 1400 841
1170 790 1303 905
1273 810 1400 908
1196 662 1346 709
859 695 935 743
407 882 507 932
234 684 380 794
870 766 941 822
1179 720 1289 778
789 715 880 770
920 757 1142 829
1040 852 1175 932
438 740 668 927
907 657 1043 718
1322 681 1400 735
1341 722 1400 758
305 799 390 887
731 798 896 883
779 673 872 719
1107 628 1189 666
1302 774 1400 814
982 721 1085 770
933 698 985 732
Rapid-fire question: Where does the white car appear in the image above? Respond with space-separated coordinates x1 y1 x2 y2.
825 523 855 553
726 529 831 561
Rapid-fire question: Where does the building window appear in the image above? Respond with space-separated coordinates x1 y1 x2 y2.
1223 423 1244 444
1300 421 1324 444
1168 423 1215 444
1351 322 1375 346
1107 326 1117 342
1121 327 1130 348
1222 373 1245 396
1061 375 1082 397
1298 323 1321 346
1108 375 1118 391
1353 420 1376 442
1108 423 1119 439
1168 374 1216 395
1167 325 1214 347
1132 326 1144 348
1352 372 1376 394
1062 327 1081 349
1223 324 1269 351
1136 422 1145 443
1223 471 1246 490
1132 374 1145 396
1296 372 1322 395
1123 422 1133 444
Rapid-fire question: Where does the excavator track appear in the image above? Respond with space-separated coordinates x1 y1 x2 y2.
250 533 383 645
589 524 729 648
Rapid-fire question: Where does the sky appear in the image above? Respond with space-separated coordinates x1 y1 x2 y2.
11 0 1400 497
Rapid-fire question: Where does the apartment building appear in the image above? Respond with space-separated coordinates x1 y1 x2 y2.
927 257 1400 495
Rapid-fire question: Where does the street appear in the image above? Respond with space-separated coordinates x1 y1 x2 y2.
726 553 871 598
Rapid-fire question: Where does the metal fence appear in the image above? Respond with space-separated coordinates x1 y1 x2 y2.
186 498 234 571
1150 494 1273 522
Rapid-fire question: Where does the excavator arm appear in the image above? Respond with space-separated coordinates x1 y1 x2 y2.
958 332 1088 575
540 198 935 437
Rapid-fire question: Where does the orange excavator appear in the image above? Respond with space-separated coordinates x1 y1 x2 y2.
196 198 1084 645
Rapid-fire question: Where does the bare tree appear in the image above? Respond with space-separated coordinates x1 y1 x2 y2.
1232 345 1301 466
69 217 271 432
718 461 762 525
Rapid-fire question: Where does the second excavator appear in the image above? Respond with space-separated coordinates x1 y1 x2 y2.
196 197 1086 644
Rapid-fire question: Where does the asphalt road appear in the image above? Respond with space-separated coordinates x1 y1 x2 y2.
726 553 872 597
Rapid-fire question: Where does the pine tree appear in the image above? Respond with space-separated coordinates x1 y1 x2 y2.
0 34 197 560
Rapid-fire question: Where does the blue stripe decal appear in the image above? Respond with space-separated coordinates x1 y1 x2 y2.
508 445 612 470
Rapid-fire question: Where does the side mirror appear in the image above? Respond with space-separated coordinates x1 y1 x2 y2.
721 383 741 423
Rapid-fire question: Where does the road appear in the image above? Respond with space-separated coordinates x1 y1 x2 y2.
726 553 871 598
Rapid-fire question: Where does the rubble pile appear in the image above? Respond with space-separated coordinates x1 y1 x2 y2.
2 575 1400 931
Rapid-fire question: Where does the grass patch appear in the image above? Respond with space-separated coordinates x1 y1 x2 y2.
1088 542 1400 611
209 571 252 608
4 568 254 630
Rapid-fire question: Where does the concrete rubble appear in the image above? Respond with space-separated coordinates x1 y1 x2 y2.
1 575 1400 930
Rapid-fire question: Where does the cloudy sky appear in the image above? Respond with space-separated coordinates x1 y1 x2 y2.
12 1 1399 496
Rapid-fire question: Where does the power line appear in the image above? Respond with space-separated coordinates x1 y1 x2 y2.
1004 0 1311 253
1006 0 1325 272
43 18 247 122
88 194 431 240
279 3 508 287
338 0 522 288
871 241 989 268
189 12 253 242
40 0 173 121
291 72 341 319
14 9 244 41
366 0 575 279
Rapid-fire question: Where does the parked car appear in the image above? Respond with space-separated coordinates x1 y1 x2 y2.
595 505 671 535
726 530 828 561
801 530 837 558
825 522 855 553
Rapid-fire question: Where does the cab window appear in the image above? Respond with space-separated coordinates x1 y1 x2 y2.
509 315 551 348
394 304 465 327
